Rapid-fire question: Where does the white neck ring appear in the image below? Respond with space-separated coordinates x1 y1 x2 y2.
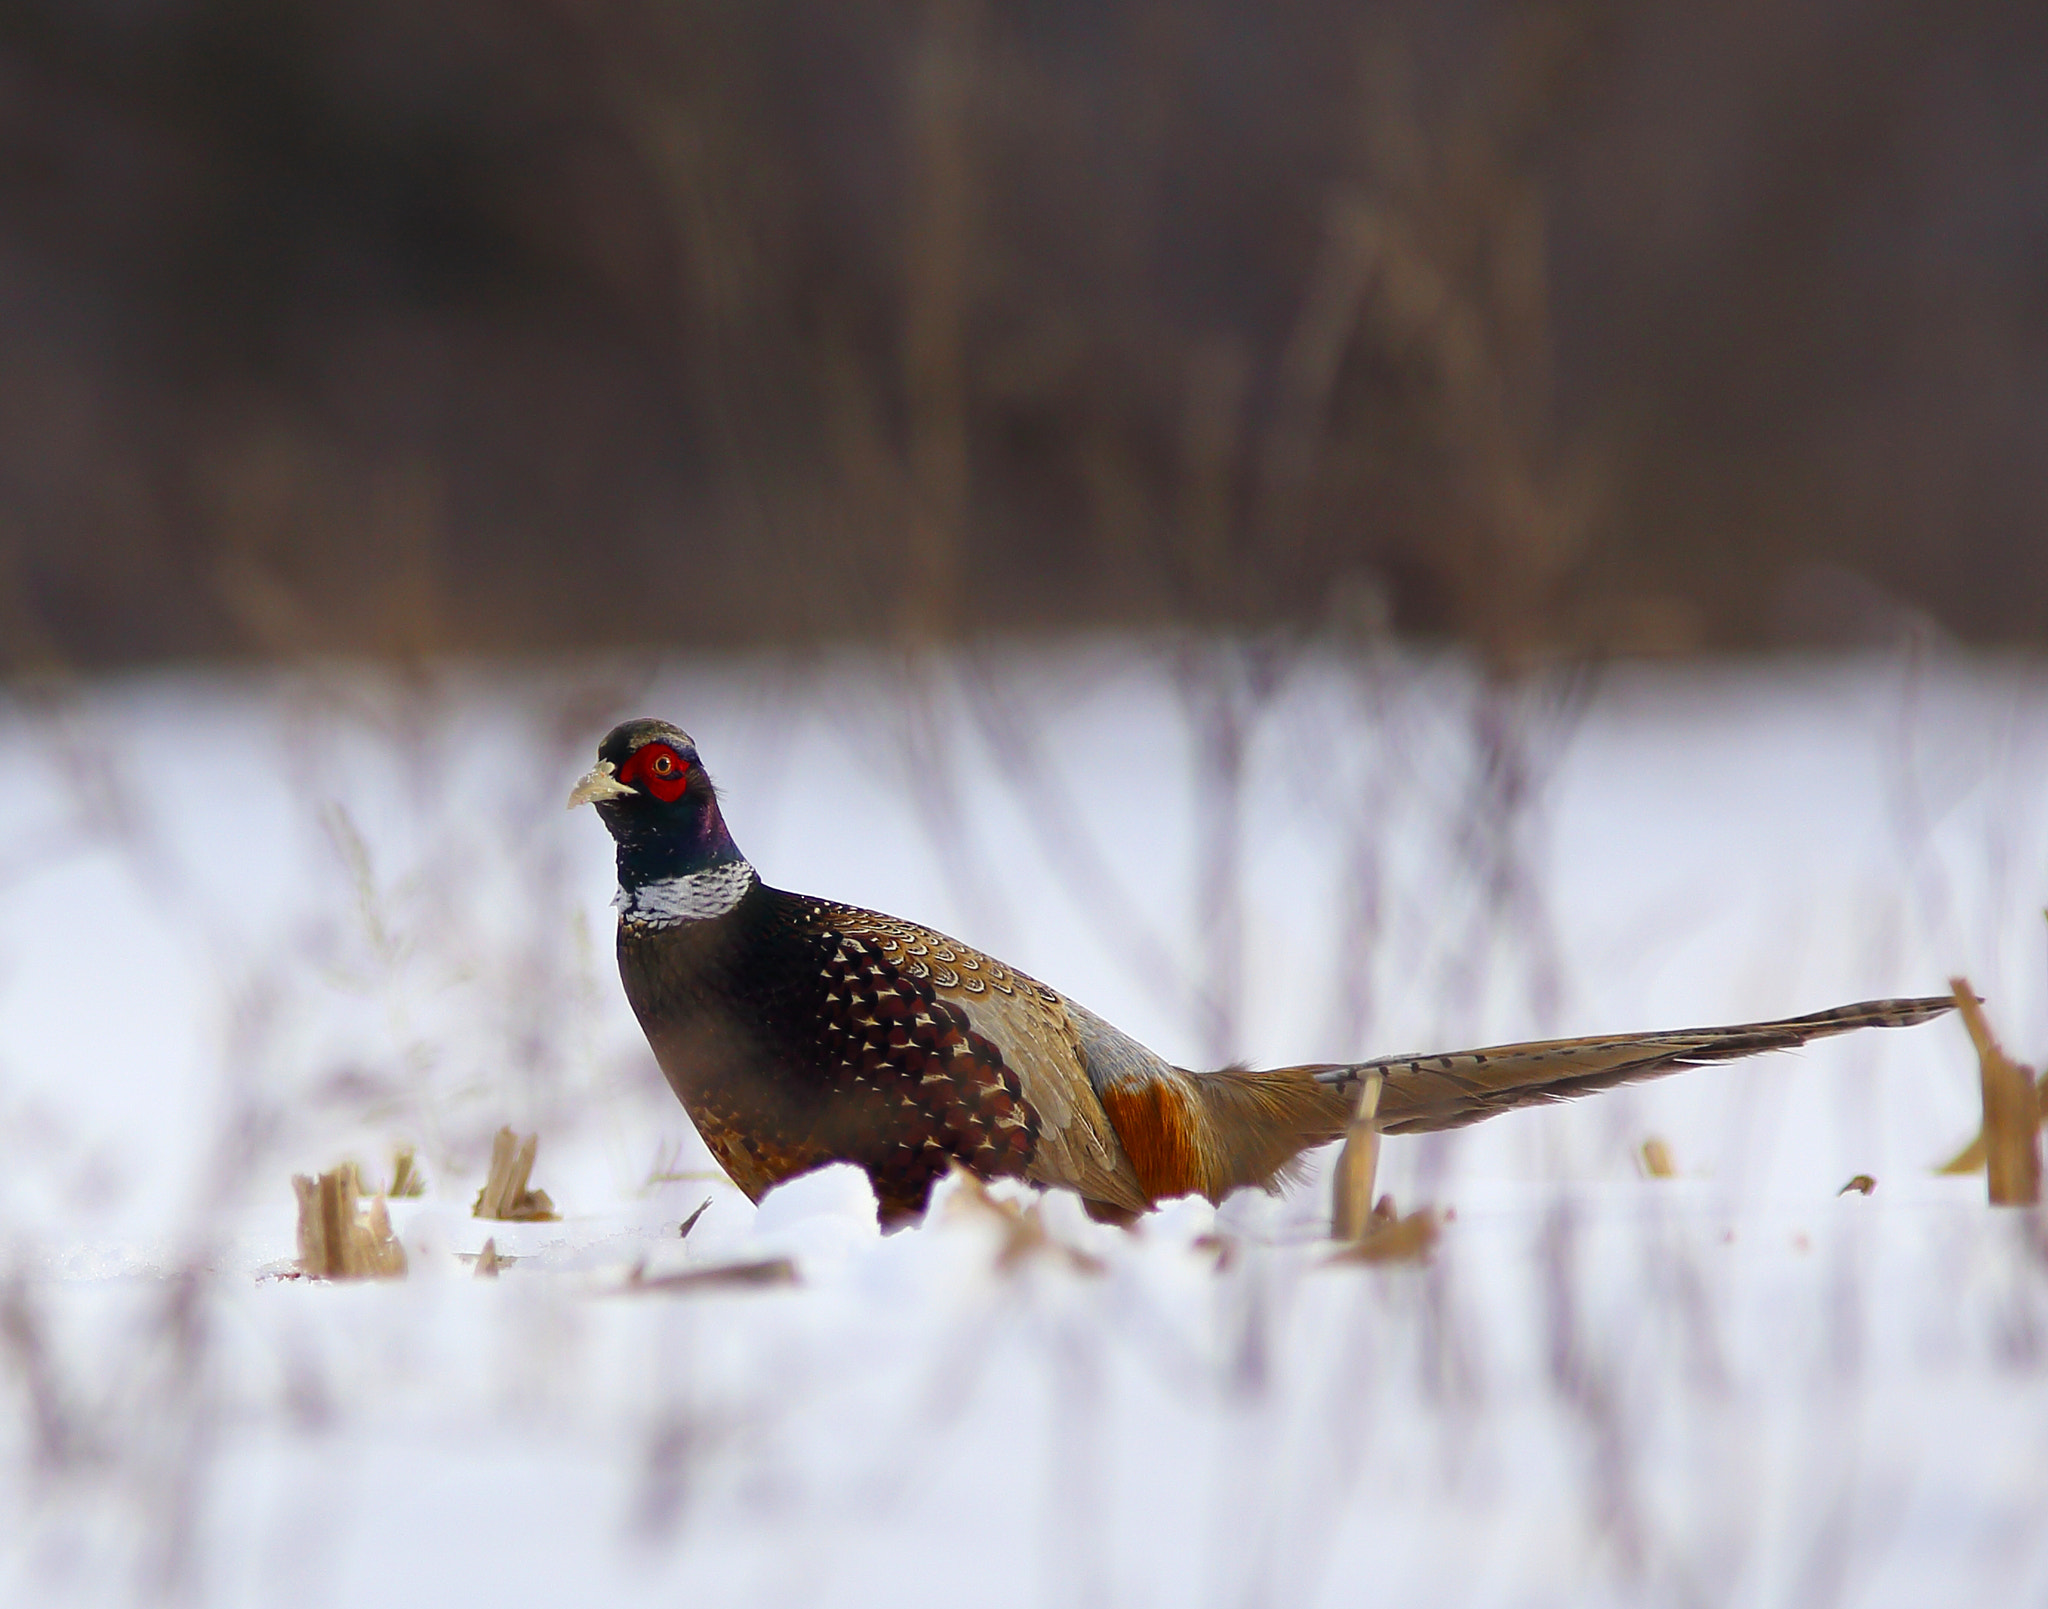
615 861 756 926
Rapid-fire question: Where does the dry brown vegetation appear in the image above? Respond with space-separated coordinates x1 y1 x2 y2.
0 0 2043 671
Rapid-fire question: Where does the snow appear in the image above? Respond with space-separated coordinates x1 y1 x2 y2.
1 644 2046 1606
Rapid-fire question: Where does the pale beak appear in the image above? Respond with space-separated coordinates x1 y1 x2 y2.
567 759 636 809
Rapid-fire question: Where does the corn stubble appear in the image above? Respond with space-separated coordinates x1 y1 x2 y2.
1329 1070 1384 1241
292 1164 407 1280
1947 978 2041 1207
1325 1070 1438 1263
473 1127 560 1222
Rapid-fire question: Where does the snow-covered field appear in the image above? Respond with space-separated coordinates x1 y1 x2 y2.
2 643 2045 1606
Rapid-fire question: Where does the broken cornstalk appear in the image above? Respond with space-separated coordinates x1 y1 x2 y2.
293 1164 407 1280
1950 977 2041 1207
473 1127 559 1221
1331 1071 1384 1241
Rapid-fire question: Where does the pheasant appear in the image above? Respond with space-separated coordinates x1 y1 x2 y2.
571 718 1954 1226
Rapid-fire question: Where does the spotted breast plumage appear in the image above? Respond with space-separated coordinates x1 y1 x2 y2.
572 718 1956 1226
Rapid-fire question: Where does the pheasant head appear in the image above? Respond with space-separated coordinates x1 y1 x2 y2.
569 719 752 921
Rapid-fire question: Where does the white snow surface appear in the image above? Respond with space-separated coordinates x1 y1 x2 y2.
1 643 2045 1606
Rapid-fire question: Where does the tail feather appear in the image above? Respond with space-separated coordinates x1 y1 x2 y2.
1181 1067 1353 1198
1302 995 1956 1136
1102 995 1954 1209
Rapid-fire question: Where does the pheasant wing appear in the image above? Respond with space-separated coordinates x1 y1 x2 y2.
822 906 1152 1213
1311 996 1956 1135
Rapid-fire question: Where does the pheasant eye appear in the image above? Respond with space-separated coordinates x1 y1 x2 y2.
624 742 691 802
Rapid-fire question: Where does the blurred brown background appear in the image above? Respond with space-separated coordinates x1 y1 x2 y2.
0 0 2041 670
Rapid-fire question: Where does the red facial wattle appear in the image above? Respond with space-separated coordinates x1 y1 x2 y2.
618 742 690 803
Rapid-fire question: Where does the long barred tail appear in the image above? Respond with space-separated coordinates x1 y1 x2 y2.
1300 995 1957 1136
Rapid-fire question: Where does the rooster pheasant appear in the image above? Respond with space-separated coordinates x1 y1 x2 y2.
572 719 1952 1225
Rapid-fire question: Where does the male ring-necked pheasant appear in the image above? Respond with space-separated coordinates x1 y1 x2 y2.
572 718 1953 1225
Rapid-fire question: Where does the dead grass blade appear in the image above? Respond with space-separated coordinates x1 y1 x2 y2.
676 1198 713 1239
1326 1208 1441 1266
387 1146 426 1198
621 1259 799 1295
936 1166 1106 1275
